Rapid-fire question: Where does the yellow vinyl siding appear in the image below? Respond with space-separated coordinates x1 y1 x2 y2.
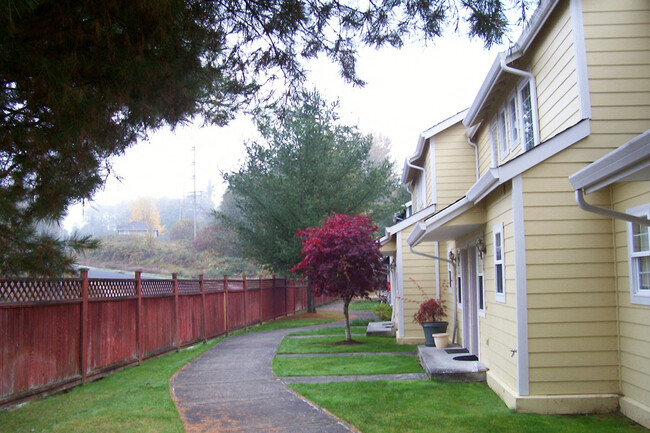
433 123 477 208
530 1 581 141
478 183 518 393
522 160 618 396
399 225 439 340
584 1 650 132
612 181 650 415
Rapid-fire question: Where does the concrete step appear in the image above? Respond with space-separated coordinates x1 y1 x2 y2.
418 346 488 383
365 321 396 337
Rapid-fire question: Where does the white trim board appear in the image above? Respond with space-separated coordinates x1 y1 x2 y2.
512 175 530 396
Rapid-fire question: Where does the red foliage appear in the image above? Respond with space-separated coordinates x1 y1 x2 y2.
290 213 385 300
413 298 446 324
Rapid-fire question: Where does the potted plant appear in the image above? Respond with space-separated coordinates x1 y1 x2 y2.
413 297 448 347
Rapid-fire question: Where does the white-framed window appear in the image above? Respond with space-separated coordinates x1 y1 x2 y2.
498 108 509 161
493 223 506 303
507 91 520 149
477 247 486 316
627 204 650 306
518 79 538 151
457 253 463 309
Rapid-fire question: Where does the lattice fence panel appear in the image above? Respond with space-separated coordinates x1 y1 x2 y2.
228 280 244 291
203 280 224 292
141 279 173 296
178 280 200 294
247 279 261 290
88 279 136 299
0 279 81 303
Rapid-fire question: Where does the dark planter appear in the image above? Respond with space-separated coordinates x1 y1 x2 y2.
422 322 448 347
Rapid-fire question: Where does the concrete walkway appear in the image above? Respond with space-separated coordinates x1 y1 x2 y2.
171 302 411 432
171 326 355 433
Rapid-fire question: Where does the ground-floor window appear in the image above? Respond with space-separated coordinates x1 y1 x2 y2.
628 204 650 306
494 223 506 303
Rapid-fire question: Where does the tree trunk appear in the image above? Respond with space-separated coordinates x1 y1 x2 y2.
307 277 316 313
343 296 351 342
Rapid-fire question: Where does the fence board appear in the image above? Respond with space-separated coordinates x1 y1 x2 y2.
0 274 332 408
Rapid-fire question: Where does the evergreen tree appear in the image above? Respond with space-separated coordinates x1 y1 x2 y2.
1 0 532 275
220 90 402 277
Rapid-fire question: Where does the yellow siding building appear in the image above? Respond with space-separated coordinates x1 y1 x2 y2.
383 0 650 427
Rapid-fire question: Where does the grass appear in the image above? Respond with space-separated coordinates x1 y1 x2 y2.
272 355 423 376
288 326 366 336
348 299 379 311
231 312 342 335
0 339 222 433
277 336 417 354
289 381 647 433
0 312 342 433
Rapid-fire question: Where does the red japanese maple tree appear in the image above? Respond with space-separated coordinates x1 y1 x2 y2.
291 213 386 341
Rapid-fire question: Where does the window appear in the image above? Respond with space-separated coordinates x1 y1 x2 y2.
448 249 453 293
498 108 508 161
477 248 485 315
494 223 506 303
519 80 536 151
628 205 650 306
507 92 519 149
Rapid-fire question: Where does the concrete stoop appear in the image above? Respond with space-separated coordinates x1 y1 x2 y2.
366 321 396 337
418 346 488 383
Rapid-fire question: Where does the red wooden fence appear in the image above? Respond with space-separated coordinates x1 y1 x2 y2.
0 271 334 408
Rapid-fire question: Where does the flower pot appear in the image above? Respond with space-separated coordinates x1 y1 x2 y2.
421 322 448 347
433 333 449 349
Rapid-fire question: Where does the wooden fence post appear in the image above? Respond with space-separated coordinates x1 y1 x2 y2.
199 274 207 343
258 277 263 324
223 275 229 335
284 278 289 317
135 270 143 364
79 268 89 384
272 275 276 319
243 276 248 329
173 273 180 352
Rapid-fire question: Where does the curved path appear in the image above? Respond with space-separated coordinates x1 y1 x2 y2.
171 319 357 432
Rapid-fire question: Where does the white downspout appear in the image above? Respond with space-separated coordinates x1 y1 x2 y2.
499 53 541 146
407 159 426 210
408 244 459 345
467 133 480 181
576 189 650 227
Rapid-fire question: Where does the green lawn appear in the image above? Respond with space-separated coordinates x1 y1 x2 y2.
348 299 379 311
273 355 422 376
0 339 222 433
288 326 367 336
0 313 342 433
290 381 647 433
277 336 418 354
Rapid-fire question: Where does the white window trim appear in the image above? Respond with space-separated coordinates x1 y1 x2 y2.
627 203 650 306
517 77 540 151
477 247 486 317
494 222 506 303
498 107 509 161
507 90 520 150
417 170 426 211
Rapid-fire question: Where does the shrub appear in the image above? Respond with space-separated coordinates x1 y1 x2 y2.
371 303 392 321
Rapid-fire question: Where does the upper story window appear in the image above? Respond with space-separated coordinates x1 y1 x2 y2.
519 79 537 151
416 170 426 211
491 76 539 163
628 204 650 306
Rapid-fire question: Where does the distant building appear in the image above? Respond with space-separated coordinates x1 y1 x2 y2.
116 221 158 238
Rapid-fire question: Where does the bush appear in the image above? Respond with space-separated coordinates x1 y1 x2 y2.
371 303 393 321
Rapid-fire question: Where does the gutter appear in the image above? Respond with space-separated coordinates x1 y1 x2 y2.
466 132 480 181
406 159 426 209
575 189 650 227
